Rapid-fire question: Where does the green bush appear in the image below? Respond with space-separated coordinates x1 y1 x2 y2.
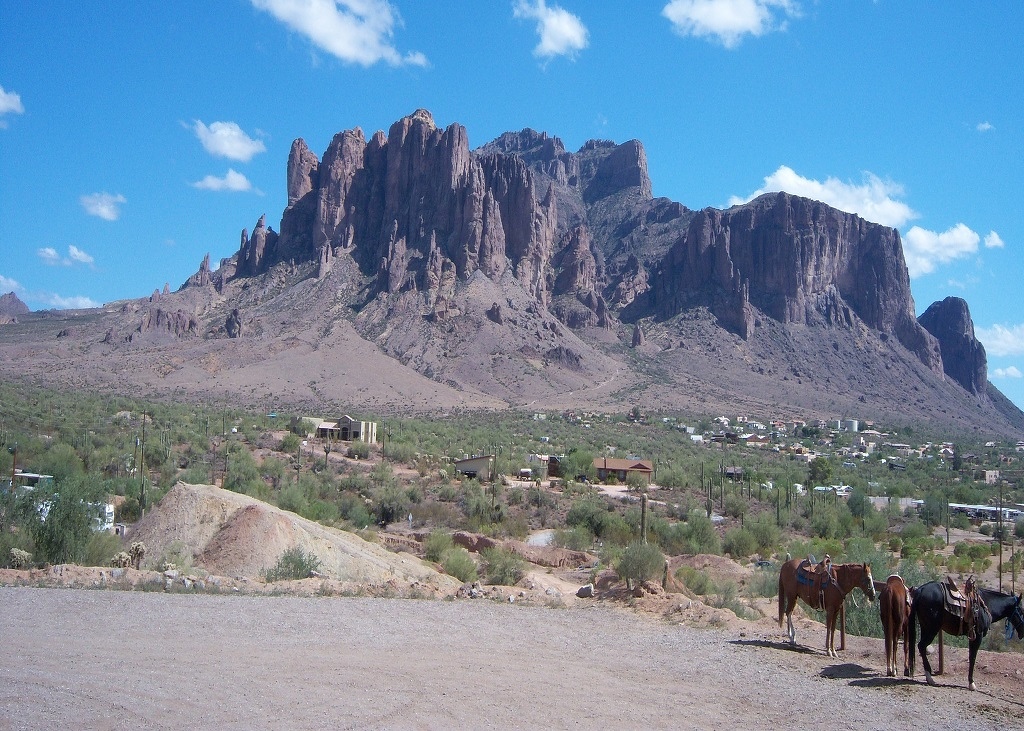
346 442 371 460
615 541 665 589
554 525 593 552
482 547 526 586
262 547 322 582
748 565 778 598
442 547 478 583
722 527 756 558
675 565 712 595
83 532 122 567
683 510 721 555
423 530 454 563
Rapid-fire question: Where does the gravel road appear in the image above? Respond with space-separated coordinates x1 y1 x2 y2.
1 587 1020 730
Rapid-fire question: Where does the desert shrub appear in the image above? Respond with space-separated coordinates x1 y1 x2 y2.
437 484 459 502
481 547 526 586
156 540 195 575
442 547 478 583
554 525 593 552
277 484 309 516
423 530 454 563
262 547 322 582
373 484 409 527
116 496 141 523
682 510 721 555
747 518 781 555
8 547 31 569
748 565 778 598
304 499 339 523
32 485 96 565
615 541 665 589
888 536 903 553
722 528 756 559
506 487 524 506
724 494 747 519
346 442 371 460
178 464 211 485
565 496 610 537
83 532 122 567
279 432 301 453
675 565 712 595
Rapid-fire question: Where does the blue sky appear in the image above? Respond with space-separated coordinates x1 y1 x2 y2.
2 1 1023 410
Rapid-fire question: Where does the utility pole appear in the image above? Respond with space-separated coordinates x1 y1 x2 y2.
139 412 147 516
999 481 1004 592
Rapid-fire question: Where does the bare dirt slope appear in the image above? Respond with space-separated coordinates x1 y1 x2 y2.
1 588 1022 731
131 481 459 593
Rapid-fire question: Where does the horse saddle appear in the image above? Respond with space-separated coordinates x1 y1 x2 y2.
796 556 836 608
941 576 969 618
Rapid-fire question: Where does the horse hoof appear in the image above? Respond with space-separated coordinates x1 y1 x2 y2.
969 682 977 692
926 674 936 686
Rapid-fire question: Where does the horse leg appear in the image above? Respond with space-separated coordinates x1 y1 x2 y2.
883 626 894 676
917 622 938 686
825 608 835 657
967 636 981 691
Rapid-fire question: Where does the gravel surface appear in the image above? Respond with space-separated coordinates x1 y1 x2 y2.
2 588 1022 730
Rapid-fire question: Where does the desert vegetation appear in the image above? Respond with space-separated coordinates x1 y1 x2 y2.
1 381 1023 653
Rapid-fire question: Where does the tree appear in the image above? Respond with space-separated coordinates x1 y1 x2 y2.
615 541 665 590
32 484 95 565
808 456 833 485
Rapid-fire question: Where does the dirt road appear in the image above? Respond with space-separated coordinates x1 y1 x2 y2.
1 587 1021 730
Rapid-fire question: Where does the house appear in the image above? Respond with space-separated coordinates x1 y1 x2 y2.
454 455 495 481
593 457 653 484
293 415 377 444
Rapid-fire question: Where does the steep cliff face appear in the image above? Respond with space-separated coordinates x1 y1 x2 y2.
648 192 943 372
216 111 967 388
240 110 558 312
919 296 988 396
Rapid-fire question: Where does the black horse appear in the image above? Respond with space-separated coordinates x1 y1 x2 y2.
908 581 1024 691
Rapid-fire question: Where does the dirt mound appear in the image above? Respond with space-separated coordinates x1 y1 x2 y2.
131 482 460 592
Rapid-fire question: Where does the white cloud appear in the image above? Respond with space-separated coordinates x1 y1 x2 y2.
728 165 918 228
80 192 127 221
35 293 100 310
976 121 994 132
37 245 96 267
193 120 266 162
992 366 1022 379
68 245 95 265
662 0 798 48
0 85 24 128
976 324 1024 357
983 230 1004 248
192 169 254 192
513 0 589 59
902 224 981 278
0 274 22 292
251 0 428 67
38 247 64 266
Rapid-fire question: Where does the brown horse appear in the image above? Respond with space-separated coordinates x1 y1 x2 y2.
879 574 911 676
778 558 876 656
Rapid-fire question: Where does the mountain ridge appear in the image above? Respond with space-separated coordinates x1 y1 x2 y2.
1 110 1020 435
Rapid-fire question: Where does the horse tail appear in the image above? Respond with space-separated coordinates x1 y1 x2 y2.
907 596 917 677
777 571 785 628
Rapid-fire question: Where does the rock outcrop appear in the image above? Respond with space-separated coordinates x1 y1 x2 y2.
919 296 988 397
646 192 943 373
0 291 29 323
130 308 199 341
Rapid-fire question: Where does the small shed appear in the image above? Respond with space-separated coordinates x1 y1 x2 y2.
454 454 495 481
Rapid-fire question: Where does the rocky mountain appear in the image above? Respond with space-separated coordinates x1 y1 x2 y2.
0 292 29 324
2 111 1021 435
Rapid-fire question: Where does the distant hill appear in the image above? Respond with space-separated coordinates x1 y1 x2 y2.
1 111 1020 436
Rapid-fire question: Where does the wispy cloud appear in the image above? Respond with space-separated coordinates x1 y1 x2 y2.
37 245 96 267
251 0 427 67
992 366 1022 379
976 121 994 132
662 0 799 48
193 120 266 162
80 192 127 221
513 0 589 60
728 165 917 228
976 324 1024 357
35 293 100 310
192 169 255 192
0 85 24 128
0 274 98 310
